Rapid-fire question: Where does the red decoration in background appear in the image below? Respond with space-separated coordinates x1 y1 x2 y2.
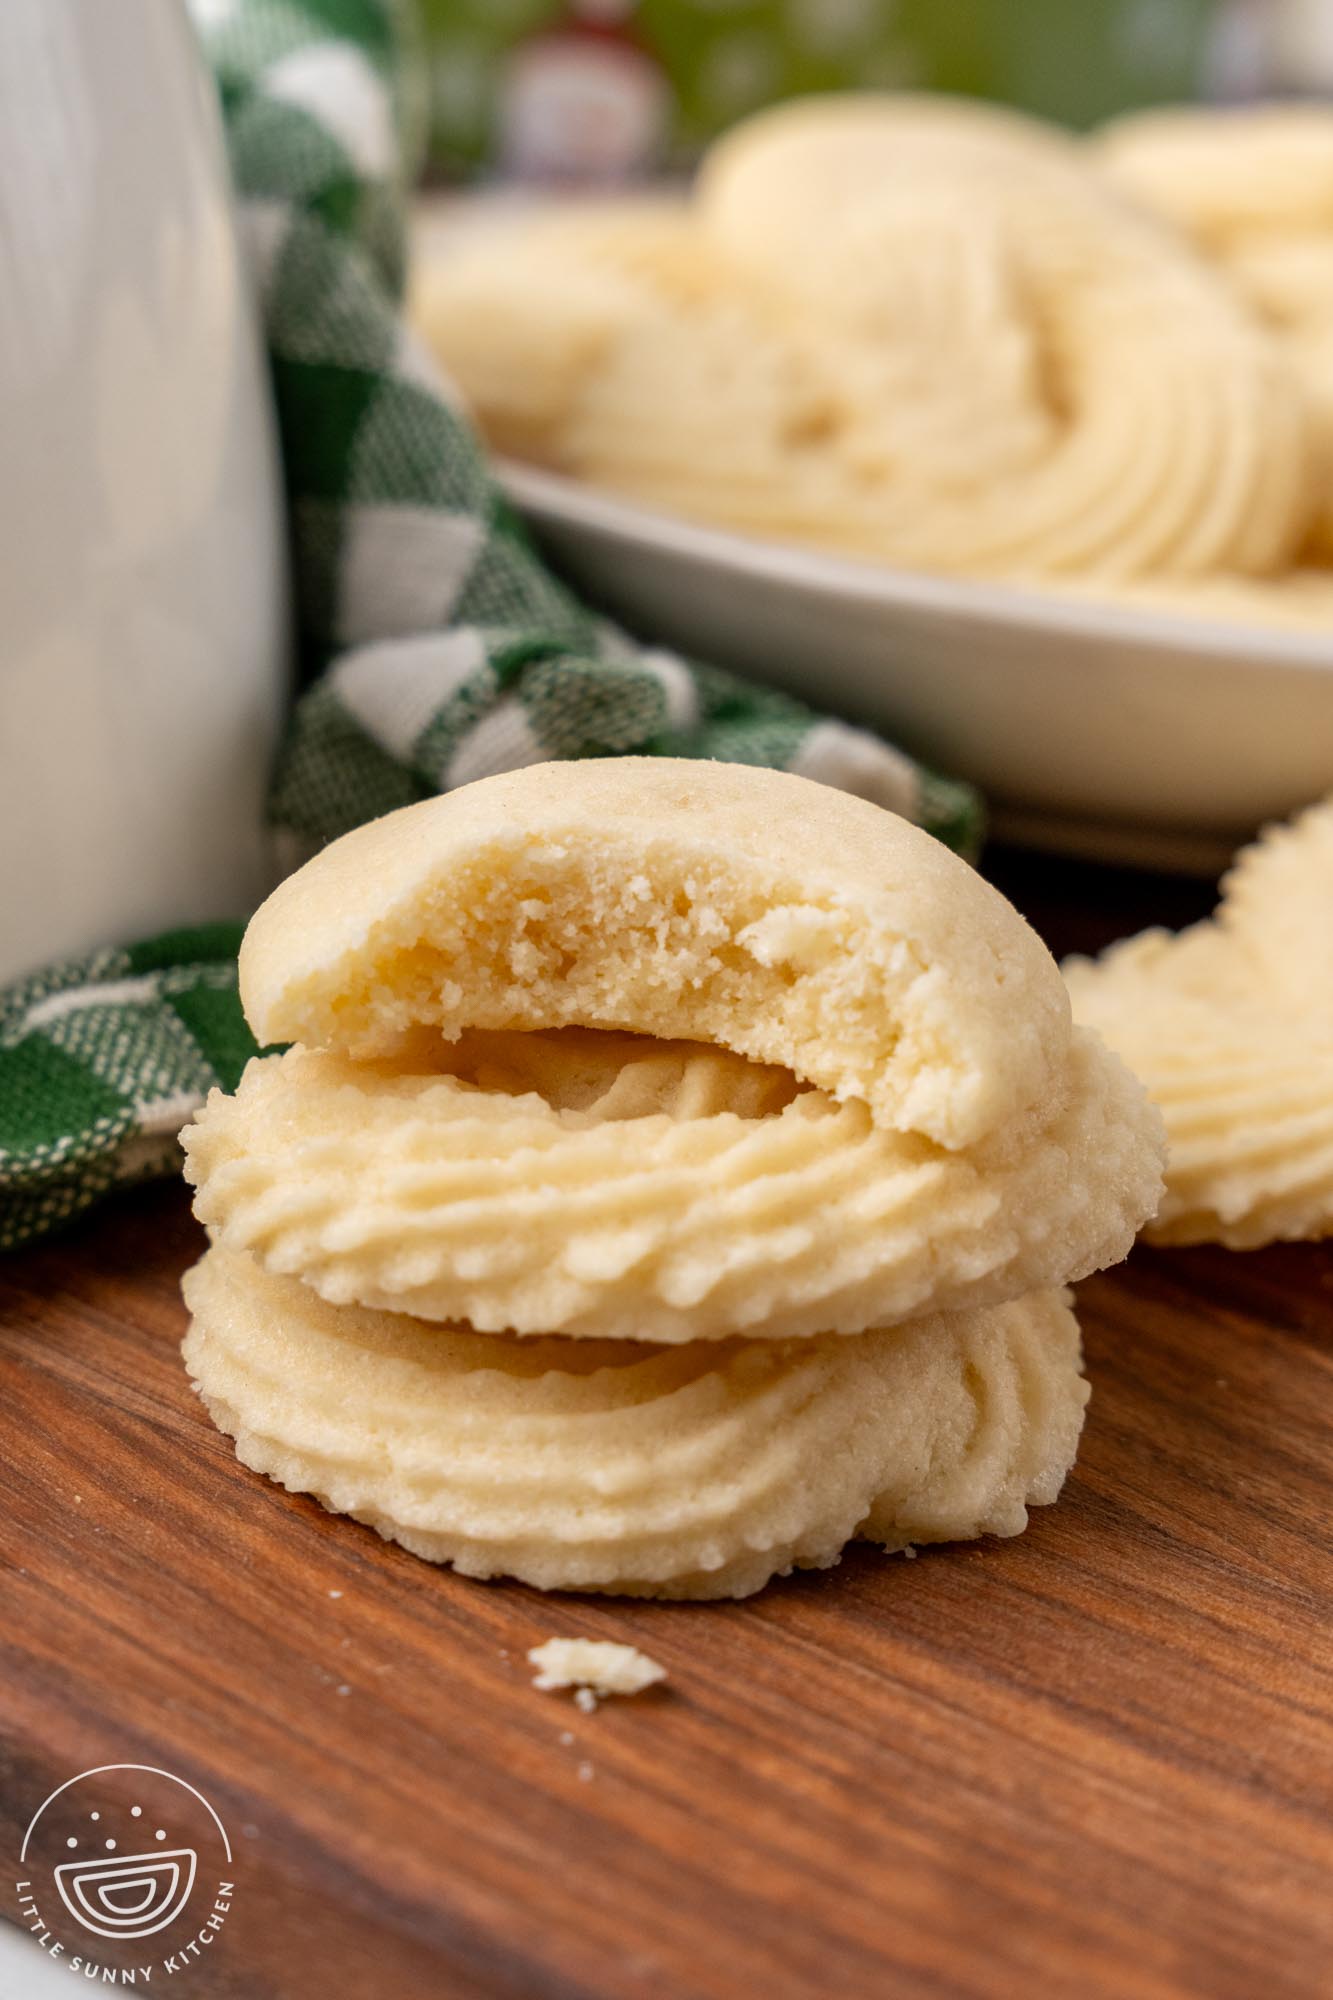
498 2 671 184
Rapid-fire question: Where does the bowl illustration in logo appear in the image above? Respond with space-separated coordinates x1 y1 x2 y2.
54 1848 197 1940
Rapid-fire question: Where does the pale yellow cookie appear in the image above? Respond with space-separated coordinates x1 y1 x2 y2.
1213 795 1333 1007
1094 105 1333 565
410 241 647 465
181 1246 1089 1600
1226 233 1333 331
409 202 717 465
1094 103 1333 245
239 760 1081 1154
556 295 851 545
697 92 1091 290
1066 801 1333 1246
183 1024 1160 1341
695 94 1313 582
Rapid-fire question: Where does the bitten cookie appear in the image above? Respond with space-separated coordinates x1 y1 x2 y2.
184 761 1163 1338
183 759 1157 1594
182 1247 1089 1600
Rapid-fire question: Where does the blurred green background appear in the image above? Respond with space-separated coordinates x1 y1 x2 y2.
417 0 1228 181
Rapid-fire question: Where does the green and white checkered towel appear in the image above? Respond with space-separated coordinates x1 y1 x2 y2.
0 0 980 1252
0 930 258 1253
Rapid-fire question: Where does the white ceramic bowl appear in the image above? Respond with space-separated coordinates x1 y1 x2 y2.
0 0 289 983
501 462 1333 869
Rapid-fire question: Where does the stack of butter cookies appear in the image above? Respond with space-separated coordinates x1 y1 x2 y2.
181 761 1164 1598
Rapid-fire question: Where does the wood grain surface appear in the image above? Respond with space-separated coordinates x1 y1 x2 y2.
1 853 1330 2000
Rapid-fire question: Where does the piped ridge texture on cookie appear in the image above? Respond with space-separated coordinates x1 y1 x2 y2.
183 1025 1161 1341
182 1247 1088 1600
1094 103 1333 565
180 761 1152 1592
1065 798 1333 1247
417 95 1313 587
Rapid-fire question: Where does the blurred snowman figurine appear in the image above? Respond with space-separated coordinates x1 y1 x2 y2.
498 0 671 185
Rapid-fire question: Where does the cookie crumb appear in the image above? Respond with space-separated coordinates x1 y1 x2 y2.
528 1638 667 1700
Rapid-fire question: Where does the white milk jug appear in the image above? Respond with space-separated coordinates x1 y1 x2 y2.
0 0 290 982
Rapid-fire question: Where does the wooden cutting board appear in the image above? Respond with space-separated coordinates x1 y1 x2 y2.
1 853 1330 2000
